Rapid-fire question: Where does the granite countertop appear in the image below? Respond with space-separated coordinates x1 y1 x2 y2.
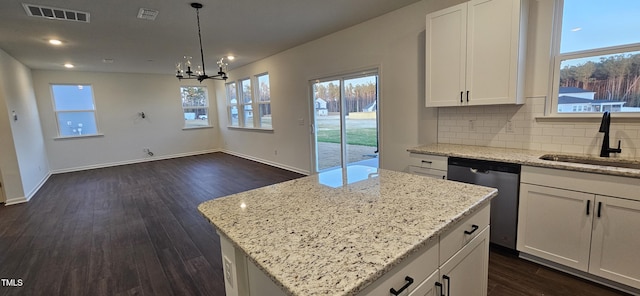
408 143 640 179
198 166 497 296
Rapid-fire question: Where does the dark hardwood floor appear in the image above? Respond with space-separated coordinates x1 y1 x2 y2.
0 153 631 296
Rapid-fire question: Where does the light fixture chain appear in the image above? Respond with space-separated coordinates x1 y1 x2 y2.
196 7 206 76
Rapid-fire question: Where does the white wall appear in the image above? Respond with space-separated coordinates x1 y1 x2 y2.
32 70 222 172
0 48 49 203
436 0 640 157
217 1 439 173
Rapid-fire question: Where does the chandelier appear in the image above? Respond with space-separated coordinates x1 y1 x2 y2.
175 3 228 82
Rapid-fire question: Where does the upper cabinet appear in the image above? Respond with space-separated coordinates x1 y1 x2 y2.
425 0 528 107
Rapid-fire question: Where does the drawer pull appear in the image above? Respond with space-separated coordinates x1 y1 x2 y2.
464 224 479 235
421 160 433 164
390 276 414 296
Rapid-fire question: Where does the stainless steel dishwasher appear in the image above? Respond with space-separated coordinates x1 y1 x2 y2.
447 157 520 250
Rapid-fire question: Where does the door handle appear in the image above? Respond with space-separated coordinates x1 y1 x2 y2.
586 200 591 216
442 275 451 296
435 282 444 296
597 201 602 218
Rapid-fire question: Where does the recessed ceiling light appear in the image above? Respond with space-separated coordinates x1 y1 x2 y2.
227 55 235 61
64 63 74 68
49 39 62 45
102 58 114 64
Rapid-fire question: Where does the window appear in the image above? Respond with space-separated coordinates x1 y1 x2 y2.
226 82 239 126
551 0 640 114
239 78 253 128
226 73 273 129
51 84 99 137
256 73 271 128
181 86 210 128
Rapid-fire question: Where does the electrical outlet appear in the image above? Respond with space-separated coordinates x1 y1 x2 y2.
223 256 234 287
468 120 476 132
506 120 514 133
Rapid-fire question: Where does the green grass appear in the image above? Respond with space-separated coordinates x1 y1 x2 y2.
316 128 377 147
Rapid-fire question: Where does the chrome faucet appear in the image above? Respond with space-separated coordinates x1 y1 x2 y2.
599 111 621 157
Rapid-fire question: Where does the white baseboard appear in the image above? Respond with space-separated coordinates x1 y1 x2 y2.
222 150 310 175
51 149 222 174
2 172 51 206
4 196 28 206
25 172 52 202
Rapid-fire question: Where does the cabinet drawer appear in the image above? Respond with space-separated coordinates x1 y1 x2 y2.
409 153 448 171
439 203 490 265
358 239 438 296
408 166 447 179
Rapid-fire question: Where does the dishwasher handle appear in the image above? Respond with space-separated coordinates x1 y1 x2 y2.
469 167 490 174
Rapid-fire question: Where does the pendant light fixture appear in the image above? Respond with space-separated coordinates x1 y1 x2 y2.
175 3 228 82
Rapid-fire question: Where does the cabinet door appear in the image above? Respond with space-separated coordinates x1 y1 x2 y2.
466 0 525 105
517 184 594 271
440 226 489 296
408 269 441 296
589 195 640 289
425 3 467 107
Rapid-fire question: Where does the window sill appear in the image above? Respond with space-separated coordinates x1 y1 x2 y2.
227 126 274 132
536 113 640 123
54 133 105 140
182 125 213 130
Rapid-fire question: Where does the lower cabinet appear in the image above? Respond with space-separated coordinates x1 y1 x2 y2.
518 166 640 291
409 227 490 296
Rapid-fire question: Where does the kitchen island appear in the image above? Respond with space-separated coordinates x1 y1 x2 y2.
198 166 497 296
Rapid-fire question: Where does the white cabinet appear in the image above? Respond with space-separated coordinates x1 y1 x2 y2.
408 153 447 180
517 184 593 271
425 0 528 107
440 227 490 296
589 195 640 289
518 166 640 291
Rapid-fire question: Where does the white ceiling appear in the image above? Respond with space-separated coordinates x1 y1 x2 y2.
0 0 421 75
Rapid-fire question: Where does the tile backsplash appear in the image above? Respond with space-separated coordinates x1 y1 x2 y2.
437 96 640 158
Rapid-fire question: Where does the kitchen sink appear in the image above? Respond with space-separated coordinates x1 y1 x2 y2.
539 154 640 170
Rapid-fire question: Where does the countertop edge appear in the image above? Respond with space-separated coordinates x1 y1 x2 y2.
407 144 640 179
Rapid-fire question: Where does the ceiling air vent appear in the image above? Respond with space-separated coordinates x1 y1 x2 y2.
137 8 159 21
22 3 90 23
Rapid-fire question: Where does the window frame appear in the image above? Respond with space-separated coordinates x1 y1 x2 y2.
51 83 101 138
180 85 212 129
547 0 640 117
255 72 272 129
226 73 274 131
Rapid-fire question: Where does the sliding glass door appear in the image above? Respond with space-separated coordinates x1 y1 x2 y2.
311 70 379 172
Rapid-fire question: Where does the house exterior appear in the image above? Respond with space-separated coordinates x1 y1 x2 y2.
315 98 328 116
557 87 625 113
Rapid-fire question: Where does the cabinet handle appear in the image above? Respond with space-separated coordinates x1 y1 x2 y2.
460 91 463 103
586 200 591 216
442 275 451 296
464 224 479 235
421 160 433 164
389 276 414 296
435 282 445 296
466 90 470 102
597 201 602 218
